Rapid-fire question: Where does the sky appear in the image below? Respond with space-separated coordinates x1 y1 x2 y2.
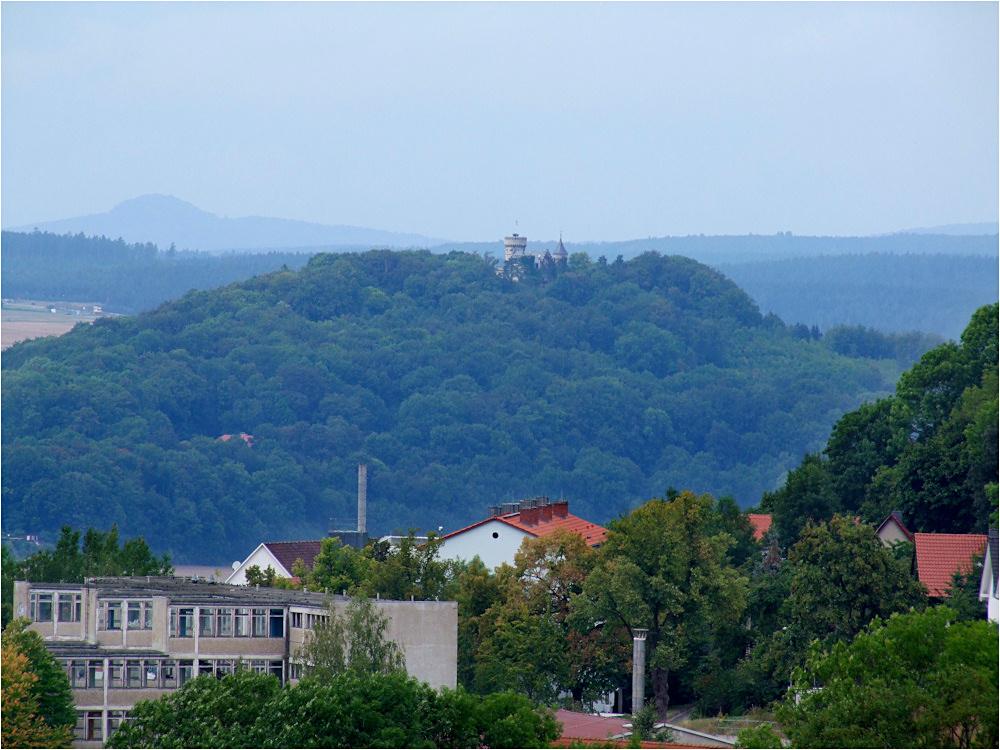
2 1 997 242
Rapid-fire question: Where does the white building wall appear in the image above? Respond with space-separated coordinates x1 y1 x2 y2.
226 545 292 585
437 520 532 569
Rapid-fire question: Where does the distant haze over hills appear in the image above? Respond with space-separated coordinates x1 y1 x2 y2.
892 222 999 236
5 194 451 252
6 195 996 256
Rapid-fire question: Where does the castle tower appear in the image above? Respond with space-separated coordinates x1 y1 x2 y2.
553 233 568 264
504 233 528 262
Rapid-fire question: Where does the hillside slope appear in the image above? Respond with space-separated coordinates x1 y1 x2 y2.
3 250 910 563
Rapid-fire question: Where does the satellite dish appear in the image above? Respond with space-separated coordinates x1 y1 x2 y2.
231 561 241 571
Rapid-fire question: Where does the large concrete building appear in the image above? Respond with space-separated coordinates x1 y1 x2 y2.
14 577 457 747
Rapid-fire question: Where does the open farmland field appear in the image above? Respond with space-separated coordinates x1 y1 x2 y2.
2 300 100 349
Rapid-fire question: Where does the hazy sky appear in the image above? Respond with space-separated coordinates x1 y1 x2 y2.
3 1 997 242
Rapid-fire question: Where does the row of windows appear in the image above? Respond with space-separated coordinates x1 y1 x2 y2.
64 657 284 691
29 593 82 623
290 611 330 630
75 710 129 743
99 601 153 631
169 607 284 638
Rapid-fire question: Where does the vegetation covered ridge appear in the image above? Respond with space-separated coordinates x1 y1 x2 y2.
3 248 931 562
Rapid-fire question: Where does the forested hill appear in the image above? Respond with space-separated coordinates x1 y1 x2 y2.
3 250 922 563
4 231 994 340
1 230 314 314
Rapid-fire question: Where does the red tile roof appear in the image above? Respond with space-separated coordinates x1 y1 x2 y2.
914 532 987 597
436 504 608 548
263 540 324 575
500 512 608 547
747 513 772 541
552 710 716 748
555 709 630 740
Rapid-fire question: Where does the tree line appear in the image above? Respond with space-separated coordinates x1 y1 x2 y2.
2 248 938 563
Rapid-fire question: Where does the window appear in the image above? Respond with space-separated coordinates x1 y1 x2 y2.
102 601 122 630
74 711 87 741
269 660 283 680
70 660 88 689
88 660 104 689
108 711 128 737
290 662 302 680
217 608 233 637
58 593 81 622
145 660 159 687
30 593 53 622
178 660 194 686
199 608 216 637
291 611 303 629
127 601 153 630
251 608 267 637
125 660 143 688
269 608 284 638
169 607 194 638
215 659 235 678
162 660 177 689
234 608 250 637
109 660 124 689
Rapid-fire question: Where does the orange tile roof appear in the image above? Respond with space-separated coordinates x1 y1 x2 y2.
552 710 715 748
437 507 608 548
747 513 772 541
914 532 987 597
500 512 608 547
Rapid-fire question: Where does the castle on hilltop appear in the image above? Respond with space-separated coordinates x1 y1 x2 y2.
503 231 569 266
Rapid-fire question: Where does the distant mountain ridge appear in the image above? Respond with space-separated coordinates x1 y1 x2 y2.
5 194 450 252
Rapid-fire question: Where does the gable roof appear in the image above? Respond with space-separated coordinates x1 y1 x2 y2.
262 540 324 574
437 509 608 548
914 532 988 597
875 511 914 543
746 513 772 541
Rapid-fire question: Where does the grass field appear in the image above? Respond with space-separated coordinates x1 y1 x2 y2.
2 300 100 349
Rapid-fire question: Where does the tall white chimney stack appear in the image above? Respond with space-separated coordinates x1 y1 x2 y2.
358 463 368 534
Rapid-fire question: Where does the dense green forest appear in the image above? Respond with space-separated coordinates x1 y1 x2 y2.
1 230 313 314
3 231 996 341
720 253 998 339
762 303 998 542
2 249 943 563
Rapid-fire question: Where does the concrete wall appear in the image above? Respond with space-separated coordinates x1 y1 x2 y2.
287 598 458 690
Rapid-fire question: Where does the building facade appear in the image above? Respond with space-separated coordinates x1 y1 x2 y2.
14 577 457 747
436 497 607 569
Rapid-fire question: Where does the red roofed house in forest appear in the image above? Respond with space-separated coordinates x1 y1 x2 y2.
913 532 988 598
436 497 607 569
746 513 772 541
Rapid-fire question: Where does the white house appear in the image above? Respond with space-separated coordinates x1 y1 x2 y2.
436 498 607 570
226 540 323 585
978 529 998 624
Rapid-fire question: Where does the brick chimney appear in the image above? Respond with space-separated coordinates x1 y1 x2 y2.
553 500 569 518
539 498 553 522
521 506 539 525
